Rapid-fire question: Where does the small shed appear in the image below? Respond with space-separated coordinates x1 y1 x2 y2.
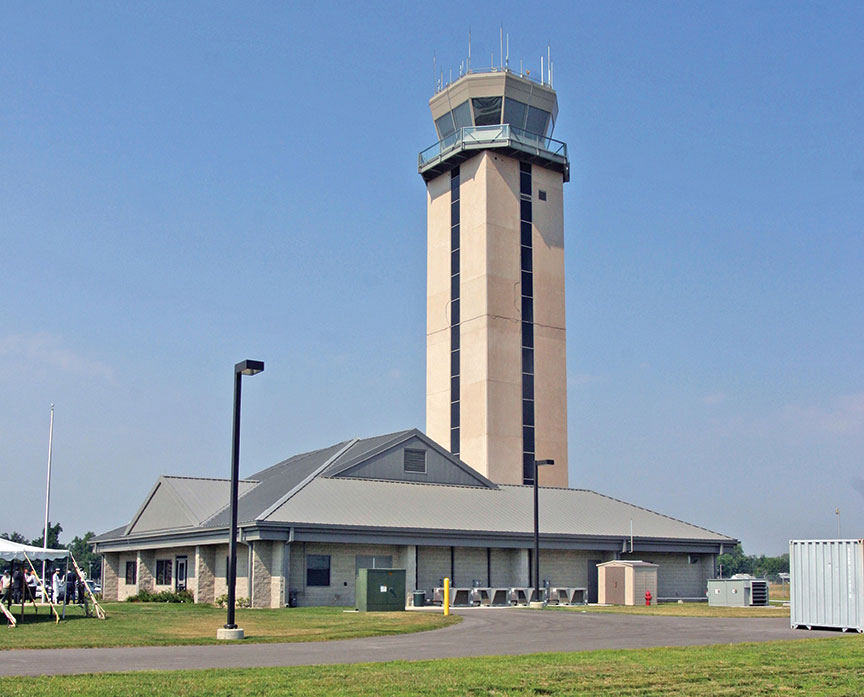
597 560 658 606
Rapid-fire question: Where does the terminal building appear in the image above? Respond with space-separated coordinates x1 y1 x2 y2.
94 63 735 606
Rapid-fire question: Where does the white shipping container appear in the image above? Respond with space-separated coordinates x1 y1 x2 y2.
790 539 864 633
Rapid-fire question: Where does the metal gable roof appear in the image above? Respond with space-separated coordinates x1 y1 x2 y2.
262 477 735 542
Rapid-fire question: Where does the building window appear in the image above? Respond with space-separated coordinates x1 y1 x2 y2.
306 554 331 586
520 161 536 485
355 555 393 574
539 190 547 201
404 448 427 474
449 167 461 456
155 559 172 586
125 561 137 585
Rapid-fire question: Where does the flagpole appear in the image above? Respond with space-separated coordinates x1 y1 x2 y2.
42 404 55 592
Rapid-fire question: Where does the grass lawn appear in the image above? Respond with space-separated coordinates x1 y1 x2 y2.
1 602 459 650
1 636 862 695
548 602 790 618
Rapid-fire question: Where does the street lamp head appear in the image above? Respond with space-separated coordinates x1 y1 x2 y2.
235 360 265 376
535 459 555 467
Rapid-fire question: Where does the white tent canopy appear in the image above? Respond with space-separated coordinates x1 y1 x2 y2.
0 538 68 562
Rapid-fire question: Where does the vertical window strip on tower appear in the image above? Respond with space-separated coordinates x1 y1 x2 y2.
520 162 535 485
450 167 461 456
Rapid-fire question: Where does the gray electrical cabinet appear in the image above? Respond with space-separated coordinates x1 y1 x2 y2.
707 578 769 607
355 568 406 612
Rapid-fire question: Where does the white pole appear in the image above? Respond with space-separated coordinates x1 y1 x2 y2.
630 519 634 553
42 404 55 591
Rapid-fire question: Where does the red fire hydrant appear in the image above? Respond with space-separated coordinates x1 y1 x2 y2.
645 590 652 606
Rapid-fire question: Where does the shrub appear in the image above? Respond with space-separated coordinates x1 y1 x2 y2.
125 589 195 603
215 594 250 608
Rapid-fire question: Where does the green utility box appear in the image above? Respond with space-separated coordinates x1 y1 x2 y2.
355 568 406 612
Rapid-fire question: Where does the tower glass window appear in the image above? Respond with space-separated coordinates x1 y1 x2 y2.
449 167 461 456
471 96 502 126
520 161 537 484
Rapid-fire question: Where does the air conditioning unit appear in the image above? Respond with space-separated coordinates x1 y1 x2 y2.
707 578 770 607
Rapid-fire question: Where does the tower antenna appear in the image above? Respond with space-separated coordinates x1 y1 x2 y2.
506 32 509 68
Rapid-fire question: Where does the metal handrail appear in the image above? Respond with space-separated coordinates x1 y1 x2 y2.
418 124 567 168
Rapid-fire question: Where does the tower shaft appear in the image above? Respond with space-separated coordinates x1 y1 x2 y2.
420 69 569 487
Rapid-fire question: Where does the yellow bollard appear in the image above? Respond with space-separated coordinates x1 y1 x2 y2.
443 577 450 616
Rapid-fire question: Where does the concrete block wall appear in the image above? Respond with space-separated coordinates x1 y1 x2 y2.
115 553 139 601
631 567 658 605
416 546 450 597
195 545 216 604
290 542 401 607
453 546 487 587
213 544 250 601
620 552 714 598
102 552 120 601
490 548 523 587
538 550 615 588
138 550 155 592
251 541 277 608
271 542 285 608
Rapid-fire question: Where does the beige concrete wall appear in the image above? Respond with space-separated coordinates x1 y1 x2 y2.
425 151 568 486
426 169 453 452
530 164 568 487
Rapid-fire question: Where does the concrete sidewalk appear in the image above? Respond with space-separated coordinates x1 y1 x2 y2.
0 608 844 677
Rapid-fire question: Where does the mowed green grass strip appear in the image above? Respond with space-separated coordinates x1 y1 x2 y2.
2 637 862 696
1 603 459 650
548 603 790 618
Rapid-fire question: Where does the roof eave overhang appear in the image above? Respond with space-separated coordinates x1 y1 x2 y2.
93 520 735 555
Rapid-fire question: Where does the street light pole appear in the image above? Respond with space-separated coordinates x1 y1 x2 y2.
533 459 554 606
219 359 264 640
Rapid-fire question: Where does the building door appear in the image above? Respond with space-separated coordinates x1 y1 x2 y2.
587 560 601 603
175 556 188 592
606 566 626 605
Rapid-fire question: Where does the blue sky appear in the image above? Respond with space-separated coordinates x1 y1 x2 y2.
1 1 862 555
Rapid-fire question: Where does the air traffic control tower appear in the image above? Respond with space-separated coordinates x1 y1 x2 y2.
419 67 570 487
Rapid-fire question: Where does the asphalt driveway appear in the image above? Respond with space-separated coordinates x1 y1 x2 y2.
0 607 845 677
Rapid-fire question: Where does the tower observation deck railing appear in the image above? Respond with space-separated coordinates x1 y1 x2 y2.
418 125 568 180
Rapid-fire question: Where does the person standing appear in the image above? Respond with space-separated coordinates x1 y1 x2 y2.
25 568 38 601
65 568 76 603
52 568 62 602
11 566 24 604
0 569 10 605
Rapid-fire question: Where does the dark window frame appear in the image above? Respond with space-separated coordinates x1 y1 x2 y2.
155 559 172 586
306 554 331 587
125 561 137 585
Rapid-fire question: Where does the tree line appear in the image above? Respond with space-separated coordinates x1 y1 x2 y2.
1 522 102 579
717 544 789 579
